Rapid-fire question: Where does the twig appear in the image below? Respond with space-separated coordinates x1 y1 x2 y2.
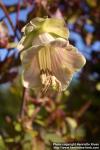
0 0 20 40
76 100 92 119
16 0 20 26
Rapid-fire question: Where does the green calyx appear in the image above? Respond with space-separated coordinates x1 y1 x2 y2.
22 17 69 39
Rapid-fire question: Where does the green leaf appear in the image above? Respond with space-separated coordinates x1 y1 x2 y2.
75 125 86 140
35 119 45 126
86 0 97 7
14 122 22 132
27 104 35 117
44 133 64 143
96 82 100 91
5 138 14 143
0 136 7 150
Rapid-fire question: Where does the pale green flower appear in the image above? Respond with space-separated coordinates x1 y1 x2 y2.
17 17 69 51
17 17 86 93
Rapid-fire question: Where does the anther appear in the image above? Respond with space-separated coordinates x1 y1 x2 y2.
40 69 45 75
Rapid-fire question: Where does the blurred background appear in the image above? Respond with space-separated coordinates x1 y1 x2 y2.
0 0 100 149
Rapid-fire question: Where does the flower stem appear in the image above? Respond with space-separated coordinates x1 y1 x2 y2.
20 87 26 119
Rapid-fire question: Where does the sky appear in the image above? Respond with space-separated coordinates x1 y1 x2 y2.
0 0 31 61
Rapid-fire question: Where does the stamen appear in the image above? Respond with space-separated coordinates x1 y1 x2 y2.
40 69 45 74
40 69 52 94
51 76 57 88
40 73 46 85
46 68 52 75
38 46 62 93
51 76 62 91
41 75 51 94
38 46 51 72
40 69 62 93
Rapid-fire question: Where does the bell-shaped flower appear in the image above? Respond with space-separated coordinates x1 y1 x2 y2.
17 17 86 93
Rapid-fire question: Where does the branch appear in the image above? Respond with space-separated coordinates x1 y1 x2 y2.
0 0 20 40
75 100 92 119
16 0 21 25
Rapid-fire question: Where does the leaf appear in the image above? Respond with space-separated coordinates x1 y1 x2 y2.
0 136 7 150
44 133 64 143
14 122 22 132
27 104 35 117
24 130 38 142
7 42 17 49
96 82 100 91
66 117 77 129
5 138 14 143
86 0 97 7
32 137 45 150
35 119 45 126
75 125 86 140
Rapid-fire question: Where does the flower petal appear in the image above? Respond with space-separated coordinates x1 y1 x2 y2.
51 49 73 90
51 41 86 71
17 17 69 52
64 45 86 70
22 17 69 38
32 33 55 47
17 32 55 52
21 23 35 35
50 42 86 90
21 49 41 89
17 32 35 51
42 18 69 39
